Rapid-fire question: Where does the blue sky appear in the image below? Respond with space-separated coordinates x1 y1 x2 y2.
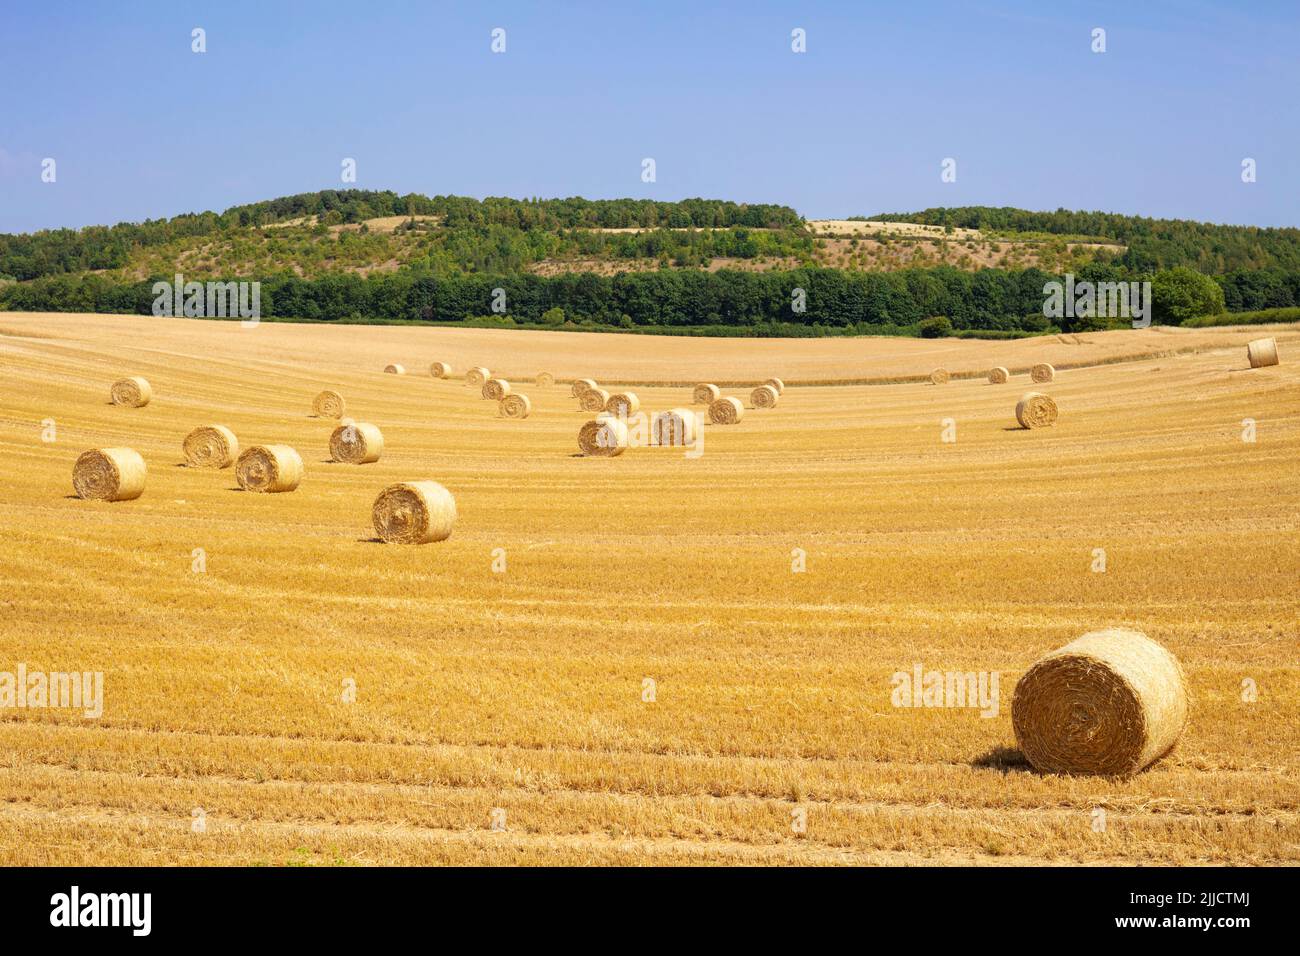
1 0 1297 232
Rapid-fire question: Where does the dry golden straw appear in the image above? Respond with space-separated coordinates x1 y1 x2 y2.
765 377 785 395
988 366 1009 384
929 368 950 385
1247 337 1279 368
183 425 239 468
384 364 406 375
1012 628 1188 777
500 394 532 419
693 383 720 405
751 384 780 409
578 417 629 457
312 389 346 418
605 391 640 416
652 408 697 447
1015 391 1059 429
1031 363 1056 383
236 444 304 493
708 396 745 424
466 367 491 388
110 377 151 407
330 422 384 464
73 448 146 501
579 387 610 412
372 481 457 544
536 372 555 387
571 378 597 397
429 361 452 378
482 378 512 401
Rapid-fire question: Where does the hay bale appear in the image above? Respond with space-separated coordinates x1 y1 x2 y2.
652 408 697 447
571 378 597 397
1012 628 1188 777
466 367 491 388
988 366 1009 384
1031 363 1055 383
1247 337 1279 368
384 364 406 375
578 417 629 457
500 394 532 419
430 361 452 378
183 425 239 468
708 396 744 424
110 377 151 408
765 377 785 395
579 387 610 412
73 448 146 501
235 444 303 493
330 422 384 464
929 368 950 385
605 391 640 417
693 383 720 405
751 384 779 409
312 390 346 418
372 481 457 544
482 378 512 401
1015 391 1058 429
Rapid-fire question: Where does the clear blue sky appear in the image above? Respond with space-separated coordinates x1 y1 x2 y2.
2 0 1297 233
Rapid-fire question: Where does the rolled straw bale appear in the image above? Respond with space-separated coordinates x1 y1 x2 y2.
110 377 151 407
579 387 610 412
1031 363 1055 383
1015 391 1058 429
330 422 384 464
929 368 950 385
693 383 720 405
481 378 512 401
429 361 452 378
765 377 785 395
571 378 597 397
751 384 779 409
578 417 629 457
235 444 303 493
466 367 491 388
73 448 146 501
312 390 346 418
1012 628 1187 777
183 425 239 468
536 372 555 387
384 364 406 375
652 408 697 447
372 481 457 544
605 391 641 417
708 396 745 425
988 366 1009 384
1247 337 1279 368
500 394 532 419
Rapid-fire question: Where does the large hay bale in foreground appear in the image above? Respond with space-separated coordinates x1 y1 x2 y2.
652 408 697 447
1015 391 1059 429
765 377 785 395
384 364 406 375
1012 629 1187 777
988 366 1009 384
466 367 491 388
1031 363 1055 383
578 417 629 456
1247 337 1279 368
110 377 152 408
579 387 610 412
236 444 303 493
708 396 744 424
693 383 720 405
751 384 779 409
482 378 511 401
500 394 532 419
536 372 555 387
73 448 147 501
571 378 597 397
929 368 950 385
312 390 346 418
605 391 640 417
429 361 452 378
372 481 457 544
330 422 384 464
183 425 239 468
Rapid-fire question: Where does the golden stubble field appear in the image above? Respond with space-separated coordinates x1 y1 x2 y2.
0 312 1296 865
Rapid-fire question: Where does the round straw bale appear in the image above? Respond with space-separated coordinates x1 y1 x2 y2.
1031 362 1055 383
73 447 146 501
384 364 406 375
330 422 384 464
312 389 345 418
579 387 610 412
1015 391 1058 429
929 368 950 385
988 366 1009 384
693 383 720 405
1012 628 1188 777
372 481 457 544
183 425 239 468
1247 337 1279 368
708 396 745 424
751 384 779 409
466 367 491 388
652 408 697 447
500 394 532 419
605 391 640 417
482 378 511 401
110 377 151 407
429 361 452 378
765 377 785 395
571 378 597 397
536 372 555 387
578 417 629 457
236 444 303 493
